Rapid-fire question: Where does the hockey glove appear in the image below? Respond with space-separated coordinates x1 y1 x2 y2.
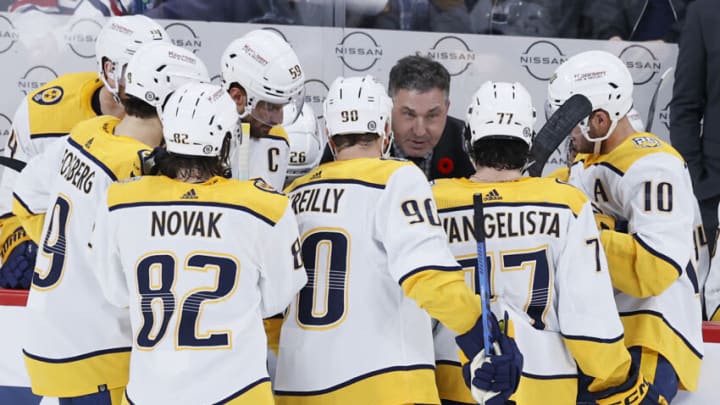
455 312 523 405
592 362 667 405
0 218 37 289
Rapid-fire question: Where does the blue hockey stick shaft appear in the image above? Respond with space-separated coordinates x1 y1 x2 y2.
473 193 492 354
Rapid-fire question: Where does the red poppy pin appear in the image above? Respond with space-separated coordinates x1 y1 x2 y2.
438 157 454 175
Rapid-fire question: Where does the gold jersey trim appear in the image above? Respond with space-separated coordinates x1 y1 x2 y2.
274 365 438 405
23 347 130 397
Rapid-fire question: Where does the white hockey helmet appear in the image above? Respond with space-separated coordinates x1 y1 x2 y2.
124 42 210 112
162 82 241 157
323 75 393 155
466 81 536 147
285 103 325 181
547 50 633 144
95 15 169 99
220 29 306 126
627 108 645 133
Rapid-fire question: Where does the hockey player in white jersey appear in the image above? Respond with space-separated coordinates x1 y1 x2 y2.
284 103 325 188
705 207 720 321
91 82 306 405
548 50 704 403
0 15 168 289
433 81 665 405
11 42 209 404
276 75 523 405
220 29 306 190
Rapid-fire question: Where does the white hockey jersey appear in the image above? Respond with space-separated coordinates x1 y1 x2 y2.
91 175 306 405
0 72 103 215
569 132 704 390
244 126 289 191
705 205 720 321
275 158 481 405
432 177 631 404
12 116 151 397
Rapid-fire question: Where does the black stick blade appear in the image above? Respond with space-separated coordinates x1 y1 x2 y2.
526 94 592 177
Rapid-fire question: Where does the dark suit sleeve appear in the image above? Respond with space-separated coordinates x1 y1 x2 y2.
669 0 706 187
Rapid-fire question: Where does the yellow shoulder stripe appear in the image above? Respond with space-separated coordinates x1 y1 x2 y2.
287 158 416 192
432 177 588 216
579 133 684 174
268 125 289 145
28 72 103 138
68 116 152 181
107 176 289 226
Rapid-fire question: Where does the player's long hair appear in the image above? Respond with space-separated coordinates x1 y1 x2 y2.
152 135 232 181
121 95 157 119
472 138 530 171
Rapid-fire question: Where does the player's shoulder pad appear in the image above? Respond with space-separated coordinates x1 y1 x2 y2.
487 177 589 217
69 116 151 180
214 178 290 226
289 158 415 191
108 176 290 226
27 72 102 137
267 125 289 145
599 132 684 175
431 178 468 211
540 177 589 216
28 72 98 107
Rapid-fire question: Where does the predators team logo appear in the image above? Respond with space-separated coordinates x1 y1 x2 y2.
631 136 660 149
253 178 283 195
32 86 64 105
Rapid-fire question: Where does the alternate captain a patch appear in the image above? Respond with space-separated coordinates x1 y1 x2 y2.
32 86 64 106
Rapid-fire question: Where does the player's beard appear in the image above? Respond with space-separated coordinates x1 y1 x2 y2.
570 126 595 154
566 137 578 166
246 115 272 139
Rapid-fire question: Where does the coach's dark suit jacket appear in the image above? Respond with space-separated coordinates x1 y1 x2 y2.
320 115 474 180
670 0 720 201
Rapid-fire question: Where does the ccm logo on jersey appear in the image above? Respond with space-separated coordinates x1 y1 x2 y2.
32 86 64 105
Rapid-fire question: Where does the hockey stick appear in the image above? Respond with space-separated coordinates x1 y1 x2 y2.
525 94 593 177
645 67 673 133
0 156 26 172
473 193 492 354
230 122 251 180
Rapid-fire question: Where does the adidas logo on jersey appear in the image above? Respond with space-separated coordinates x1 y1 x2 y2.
181 188 199 199
84 137 94 149
483 189 502 201
311 170 322 180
